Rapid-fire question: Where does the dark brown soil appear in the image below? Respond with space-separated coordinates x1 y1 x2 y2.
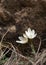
0 0 46 59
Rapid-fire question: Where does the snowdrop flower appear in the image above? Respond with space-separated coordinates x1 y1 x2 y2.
25 28 37 39
16 34 28 44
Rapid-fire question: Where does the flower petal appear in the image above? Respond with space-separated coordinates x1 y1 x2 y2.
16 40 24 44
33 33 37 38
25 31 28 36
23 34 28 38
32 30 35 34
25 28 37 39
25 30 31 38
28 28 32 33
18 36 25 41
16 38 28 44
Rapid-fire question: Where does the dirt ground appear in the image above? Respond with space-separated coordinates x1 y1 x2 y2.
0 0 46 65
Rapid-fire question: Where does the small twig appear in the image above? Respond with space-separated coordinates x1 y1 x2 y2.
13 50 35 65
1 44 10 49
5 42 16 51
4 52 13 65
0 29 9 57
35 50 46 65
1 29 9 43
36 36 42 55
0 48 12 60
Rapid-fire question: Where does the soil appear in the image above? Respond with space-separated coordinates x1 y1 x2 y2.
0 0 46 65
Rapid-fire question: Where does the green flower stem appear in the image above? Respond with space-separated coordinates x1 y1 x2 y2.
31 42 36 54
29 39 36 54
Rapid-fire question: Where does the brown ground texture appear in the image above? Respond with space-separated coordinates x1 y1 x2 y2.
0 0 46 65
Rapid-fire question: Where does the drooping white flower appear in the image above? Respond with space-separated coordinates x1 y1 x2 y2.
25 28 37 39
16 34 28 44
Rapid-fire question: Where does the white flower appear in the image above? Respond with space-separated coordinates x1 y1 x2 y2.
16 34 28 44
16 27 37 44
25 28 37 39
